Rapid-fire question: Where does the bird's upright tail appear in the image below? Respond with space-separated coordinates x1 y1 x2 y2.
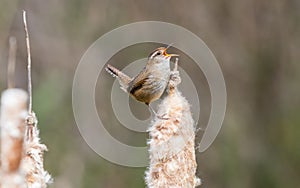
105 64 132 92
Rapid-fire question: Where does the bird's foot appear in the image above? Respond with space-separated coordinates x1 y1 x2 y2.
169 70 181 88
156 113 169 120
148 105 169 120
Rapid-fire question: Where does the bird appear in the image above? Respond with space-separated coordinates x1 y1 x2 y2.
105 46 178 117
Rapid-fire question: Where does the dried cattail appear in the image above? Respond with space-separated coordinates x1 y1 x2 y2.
21 112 52 188
20 11 52 187
145 59 201 188
0 89 28 188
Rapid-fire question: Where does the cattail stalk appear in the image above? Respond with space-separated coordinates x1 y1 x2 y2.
7 37 17 89
22 11 32 114
145 59 201 188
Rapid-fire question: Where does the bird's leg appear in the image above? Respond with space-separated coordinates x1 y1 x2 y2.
147 103 169 120
148 104 157 116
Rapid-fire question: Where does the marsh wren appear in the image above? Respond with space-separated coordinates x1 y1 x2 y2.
105 46 178 116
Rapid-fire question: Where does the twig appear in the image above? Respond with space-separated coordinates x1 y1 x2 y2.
7 37 17 88
23 10 32 114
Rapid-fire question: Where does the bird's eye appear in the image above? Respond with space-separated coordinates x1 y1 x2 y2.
156 52 161 56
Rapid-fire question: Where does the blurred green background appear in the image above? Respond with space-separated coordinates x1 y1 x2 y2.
0 0 300 187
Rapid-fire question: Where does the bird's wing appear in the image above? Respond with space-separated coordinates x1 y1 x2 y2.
128 68 150 94
106 64 132 92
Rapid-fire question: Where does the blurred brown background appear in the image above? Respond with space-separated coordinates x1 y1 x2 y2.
0 0 300 187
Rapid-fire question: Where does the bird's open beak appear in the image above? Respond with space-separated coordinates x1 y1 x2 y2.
163 48 179 57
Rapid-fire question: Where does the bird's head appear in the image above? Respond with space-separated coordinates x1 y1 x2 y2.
148 46 179 62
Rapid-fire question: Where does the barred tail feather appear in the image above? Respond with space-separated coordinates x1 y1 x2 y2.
105 64 118 77
105 64 132 92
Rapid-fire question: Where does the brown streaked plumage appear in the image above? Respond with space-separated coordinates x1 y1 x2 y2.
105 47 178 114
